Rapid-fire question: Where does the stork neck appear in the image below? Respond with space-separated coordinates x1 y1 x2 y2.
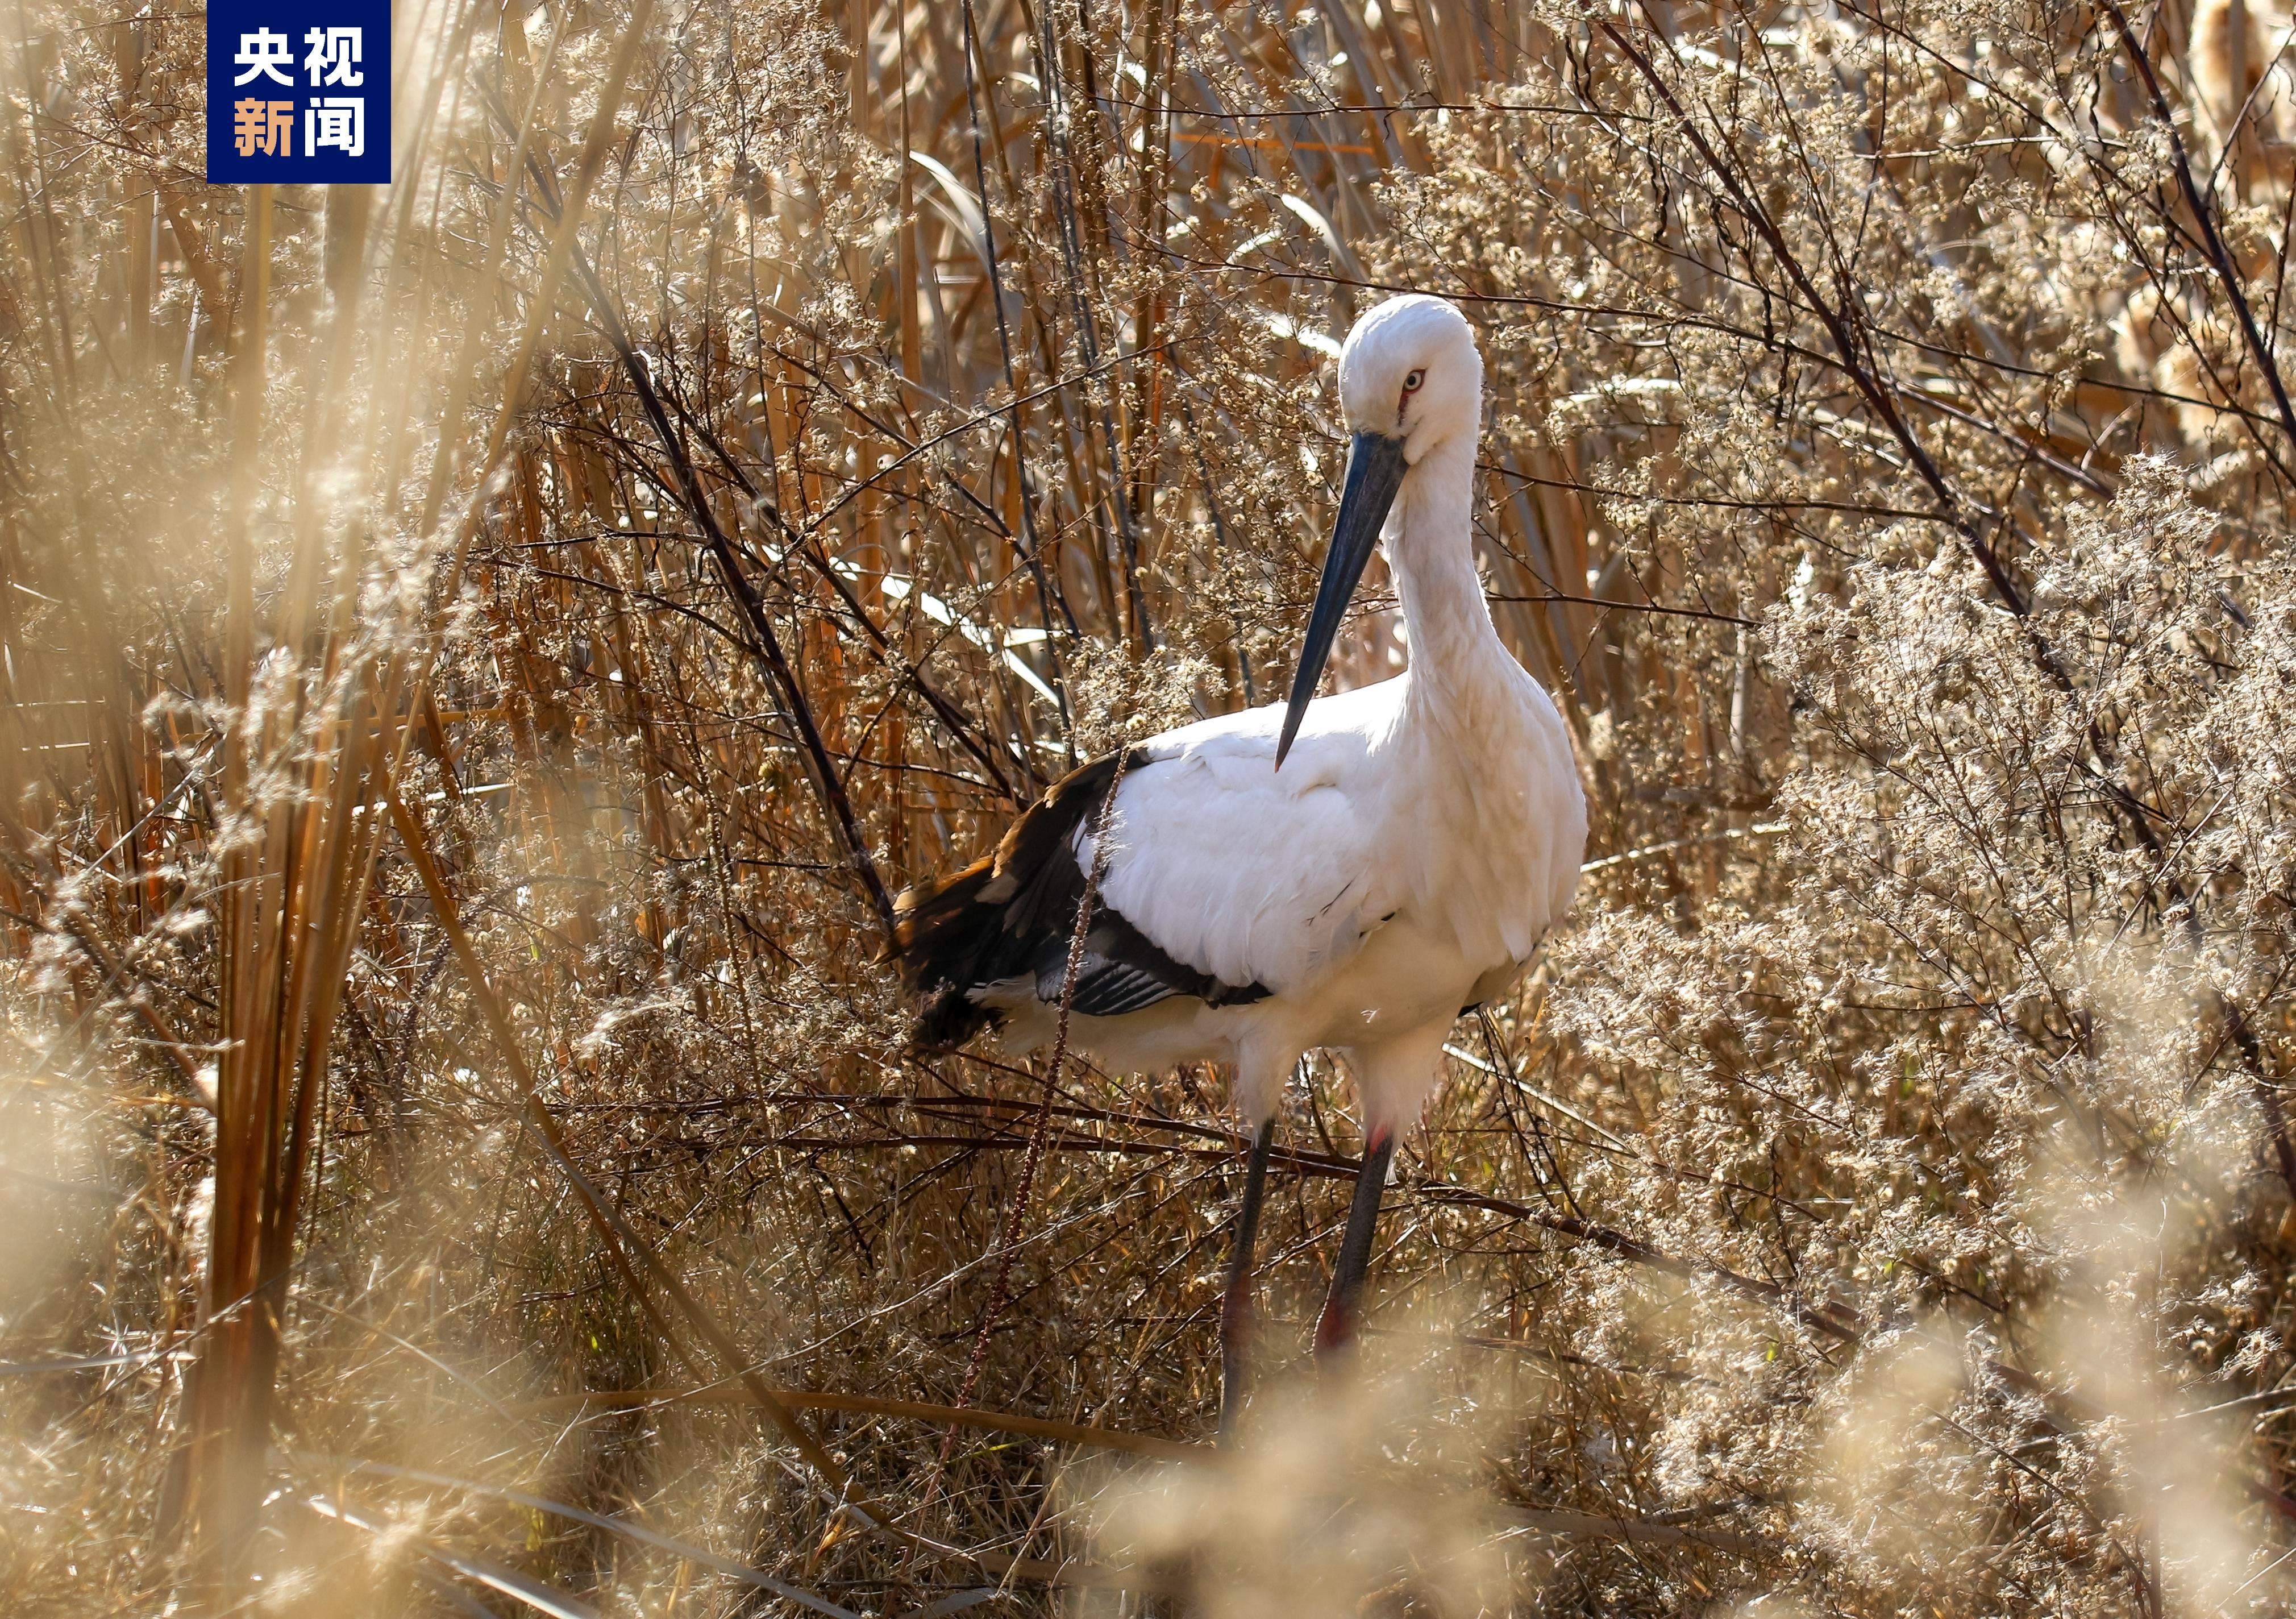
1391 435 1503 696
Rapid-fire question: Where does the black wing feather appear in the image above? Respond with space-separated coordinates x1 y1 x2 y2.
891 749 1271 1051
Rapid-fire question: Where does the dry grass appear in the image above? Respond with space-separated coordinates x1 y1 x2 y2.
11 0 2296 1613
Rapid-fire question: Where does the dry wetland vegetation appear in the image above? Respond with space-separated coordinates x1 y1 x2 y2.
24 0 2296 1612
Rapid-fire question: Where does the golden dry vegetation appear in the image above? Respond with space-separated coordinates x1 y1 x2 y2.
12 0 2296 1614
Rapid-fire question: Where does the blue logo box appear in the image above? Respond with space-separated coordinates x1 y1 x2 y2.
206 0 390 182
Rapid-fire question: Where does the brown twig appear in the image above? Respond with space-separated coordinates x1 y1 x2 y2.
2100 0 2296 464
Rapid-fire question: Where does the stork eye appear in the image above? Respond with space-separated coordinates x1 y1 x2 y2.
1402 368 1426 393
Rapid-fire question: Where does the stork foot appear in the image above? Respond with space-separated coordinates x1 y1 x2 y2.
1218 1115 1276 1442
1313 1124 1397 1370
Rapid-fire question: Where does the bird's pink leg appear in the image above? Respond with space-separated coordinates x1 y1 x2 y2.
1313 1122 1396 1363
1219 1114 1277 1441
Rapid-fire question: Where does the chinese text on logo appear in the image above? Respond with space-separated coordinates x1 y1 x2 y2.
206 2 389 182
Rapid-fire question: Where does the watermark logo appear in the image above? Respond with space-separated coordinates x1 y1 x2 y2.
206 2 390 182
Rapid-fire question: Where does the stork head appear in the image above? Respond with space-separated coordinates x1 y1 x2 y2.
1278 294 1482 767
1337 292 1483 458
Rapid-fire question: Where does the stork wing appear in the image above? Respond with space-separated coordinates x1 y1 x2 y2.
891 687 1399 1049
893 742 1272 1047
1082 686 1397 997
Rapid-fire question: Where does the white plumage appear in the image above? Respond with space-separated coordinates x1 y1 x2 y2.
893 293 1587 1430
1026 661 1582 1127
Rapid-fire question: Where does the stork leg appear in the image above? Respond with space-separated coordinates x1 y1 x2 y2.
1313 1123 1397 1363
1218 1114 1277 1441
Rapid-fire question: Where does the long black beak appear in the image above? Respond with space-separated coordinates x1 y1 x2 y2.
1278 431 1407 769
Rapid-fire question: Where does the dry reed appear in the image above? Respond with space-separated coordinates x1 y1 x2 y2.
9 0 2296 1614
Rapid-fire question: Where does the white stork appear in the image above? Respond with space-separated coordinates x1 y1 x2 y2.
894 294 1587 1432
